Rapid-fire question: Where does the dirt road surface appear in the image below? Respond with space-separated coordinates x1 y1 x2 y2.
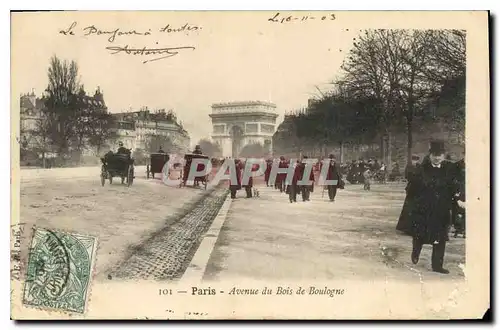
18 166 206 278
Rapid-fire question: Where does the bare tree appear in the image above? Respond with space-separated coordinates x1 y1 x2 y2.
341 30 406 167
340 29 456 165
425 30 466 83
43 55 82 157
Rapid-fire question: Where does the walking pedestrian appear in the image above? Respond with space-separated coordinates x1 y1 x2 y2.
363 168 372 191
243 163 258 198
321 154 341 202
300 156 315 202
287 160 302 203
264 159 272 187
229 159 242 199
276 156 287 192
408 140 456 274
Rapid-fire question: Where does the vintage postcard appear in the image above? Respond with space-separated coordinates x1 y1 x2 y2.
10 11 489 319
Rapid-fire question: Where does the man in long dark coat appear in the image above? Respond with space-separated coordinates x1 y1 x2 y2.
288 160 302 203
242 162 259 198
299 156 315 202
264 159 272 187
396 155 421 235
229 159 242 199
321 154 341 202
276 156 287 192
408 140 456 274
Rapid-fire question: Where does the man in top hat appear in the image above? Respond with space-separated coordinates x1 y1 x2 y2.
407 139 456 274
321 154 341 202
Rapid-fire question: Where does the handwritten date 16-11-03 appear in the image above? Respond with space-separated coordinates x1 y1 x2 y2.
268 12 336 23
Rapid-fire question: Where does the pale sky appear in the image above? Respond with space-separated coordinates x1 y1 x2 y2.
12 11 363 145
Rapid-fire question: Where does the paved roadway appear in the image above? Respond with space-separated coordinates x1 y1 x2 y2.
203 183 466 282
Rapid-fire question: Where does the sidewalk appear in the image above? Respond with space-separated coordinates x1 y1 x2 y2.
203 183 466 282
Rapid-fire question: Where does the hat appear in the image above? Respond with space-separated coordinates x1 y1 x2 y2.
411 155 420 161
429 140 445 155
118 141 123 146
280 156 285 161
329 154 335 159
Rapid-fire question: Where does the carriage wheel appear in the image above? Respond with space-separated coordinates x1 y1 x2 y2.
127 167 134 187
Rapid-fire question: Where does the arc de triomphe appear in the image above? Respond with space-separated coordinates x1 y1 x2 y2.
209 101 279 158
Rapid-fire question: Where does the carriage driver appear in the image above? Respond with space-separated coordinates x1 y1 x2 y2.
193 145 203 155
117 141 129 155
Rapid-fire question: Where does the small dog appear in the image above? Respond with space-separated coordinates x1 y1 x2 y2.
252 188 260 197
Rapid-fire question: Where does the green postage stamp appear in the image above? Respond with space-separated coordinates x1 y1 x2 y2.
22 227 98 314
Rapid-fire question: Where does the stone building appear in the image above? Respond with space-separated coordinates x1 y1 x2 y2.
111 109 191 154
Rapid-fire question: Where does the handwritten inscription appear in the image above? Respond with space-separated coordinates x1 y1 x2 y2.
268 12 336 23
106 44 196 63
59 21 200 64
83 25 152 43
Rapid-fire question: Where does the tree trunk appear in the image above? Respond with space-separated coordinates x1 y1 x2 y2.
339 140 344 163
380 134 386 163
387 131 392 172
406 102 414 166
406 119 413 166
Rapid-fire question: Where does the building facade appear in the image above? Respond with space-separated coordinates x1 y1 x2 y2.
20 89 191 164
111 110 191 154
19 90 44 152
209 101 279 158
19 88 109 163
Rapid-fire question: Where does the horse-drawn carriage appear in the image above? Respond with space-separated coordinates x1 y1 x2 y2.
146 153 170 179
180 153 210 189
100 152 134 187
